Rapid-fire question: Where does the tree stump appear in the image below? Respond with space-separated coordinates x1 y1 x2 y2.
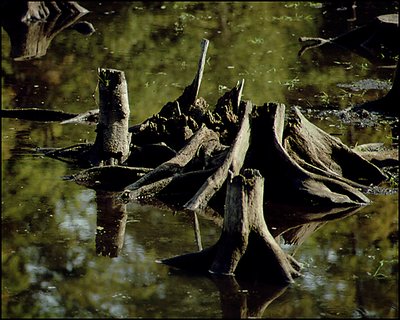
248 103 372 206
160 169 302 284
88 68 131 166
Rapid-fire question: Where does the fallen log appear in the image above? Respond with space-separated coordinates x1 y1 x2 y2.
64 165 152 191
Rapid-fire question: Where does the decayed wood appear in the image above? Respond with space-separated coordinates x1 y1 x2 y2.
60 109 99 125
298 13 399 62
184 99 253 212
0 107 99 124
89 68 131 166
284 106 387 185
1 1 89 61
123 124 219 193
249 103 371 206
176 38 209 109
211 169 301 283
352 143 399 167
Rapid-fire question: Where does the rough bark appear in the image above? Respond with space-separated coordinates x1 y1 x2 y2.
161 169 302 284
248 103 372 206
88 68 131 166
283 106 387 185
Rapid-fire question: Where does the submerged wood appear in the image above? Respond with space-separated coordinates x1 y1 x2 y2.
1 107 99 124
1 108 77 121
65 165 152 191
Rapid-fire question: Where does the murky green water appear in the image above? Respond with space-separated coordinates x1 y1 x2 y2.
2 1 398 318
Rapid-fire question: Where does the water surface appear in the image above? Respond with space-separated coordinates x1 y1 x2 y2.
2 1 398 318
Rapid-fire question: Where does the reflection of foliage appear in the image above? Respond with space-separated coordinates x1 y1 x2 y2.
1 1 398 318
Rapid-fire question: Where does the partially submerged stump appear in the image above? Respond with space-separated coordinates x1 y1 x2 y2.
37 38 397 285
45 68 131 167
248 103 373 207
160 169 302 284
89 68 131 166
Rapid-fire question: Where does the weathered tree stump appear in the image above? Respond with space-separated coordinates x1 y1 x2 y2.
88 68 131 166
248 103 373 207
161 169 302 284
283 106 387 185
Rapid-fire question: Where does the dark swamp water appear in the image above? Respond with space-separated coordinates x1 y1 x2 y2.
1 1 398 318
